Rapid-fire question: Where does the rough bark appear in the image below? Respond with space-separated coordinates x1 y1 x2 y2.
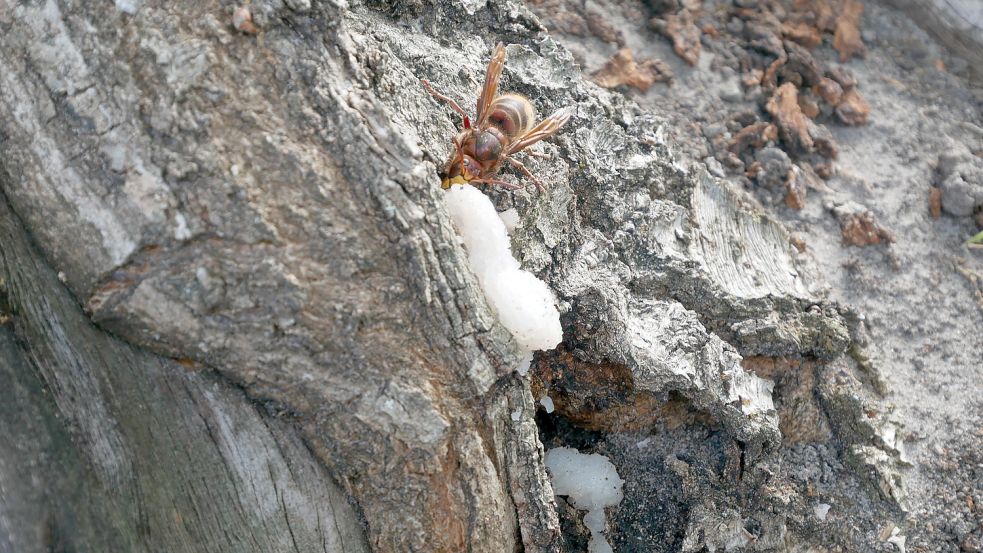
0 197 369 552
1 1 556 550
0 0 901 551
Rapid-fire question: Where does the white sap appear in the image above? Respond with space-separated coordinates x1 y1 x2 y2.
444 185 562 352
545 447 624 553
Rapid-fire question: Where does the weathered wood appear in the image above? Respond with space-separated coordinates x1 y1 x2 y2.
0 0 865 550
0 194 370 552
0 1 557 550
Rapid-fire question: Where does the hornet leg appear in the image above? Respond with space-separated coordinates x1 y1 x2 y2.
421 80 471 128
470 177 522 190
506 156 547 192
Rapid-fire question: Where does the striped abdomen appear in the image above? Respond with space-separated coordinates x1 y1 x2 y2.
486 94 536 140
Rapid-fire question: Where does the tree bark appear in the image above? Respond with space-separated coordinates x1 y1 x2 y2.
1 1 557 550
0 0 904 551
0 196 370 552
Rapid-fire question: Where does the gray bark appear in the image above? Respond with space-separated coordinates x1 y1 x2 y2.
1 1 556 550
0 197 369 552
0 0 919 551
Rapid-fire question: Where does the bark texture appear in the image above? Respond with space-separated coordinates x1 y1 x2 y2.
0 0 889 551
1 1 558 550
0 198 369 552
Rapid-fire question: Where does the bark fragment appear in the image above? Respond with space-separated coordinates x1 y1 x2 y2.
767 83 815 155
654 9 702 66
833 0 866 61
834 204 895 246
753 146 793 190
936 143 983 218
782 21 823 49
585 11 625 45
729 122 779 156
529 0 624 45
928 186 942 219
782 40 824 87
835 87 871 126
785 170 808 209
591 48 672 91
798 90 821 118
232 6 260 35
815 76 844 105
827 65 858 89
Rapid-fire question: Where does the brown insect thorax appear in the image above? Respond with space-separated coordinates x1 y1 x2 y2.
441 94 536 188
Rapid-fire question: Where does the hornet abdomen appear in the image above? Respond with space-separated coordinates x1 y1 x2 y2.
472 94 536 163
486 93 536 140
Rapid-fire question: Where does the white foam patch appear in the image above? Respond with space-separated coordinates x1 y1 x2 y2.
444 185 562 352
115 0 144 14
174 212 191 240
814 503 831 521
516 351 534 377
545 447 624 553
498 207 521 232
540 395 555 413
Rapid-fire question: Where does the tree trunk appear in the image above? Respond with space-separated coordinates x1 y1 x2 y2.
2 0 958 551
0 198 369 552
1 1 562 550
